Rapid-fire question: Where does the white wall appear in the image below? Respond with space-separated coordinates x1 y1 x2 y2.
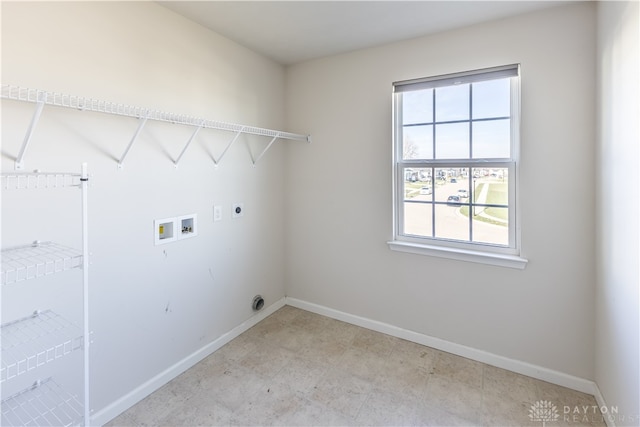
5 1 637 424
1 1 288 420
285 3 597 381
596 1 640 424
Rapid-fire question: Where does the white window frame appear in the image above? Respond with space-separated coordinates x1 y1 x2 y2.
388 64 527 269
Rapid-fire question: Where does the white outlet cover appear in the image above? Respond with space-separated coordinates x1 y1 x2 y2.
213 205 222 222
232 203 244 218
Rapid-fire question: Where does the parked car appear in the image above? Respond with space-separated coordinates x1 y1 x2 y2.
450 178 457 183
447 195 461 205
420 186 432 195
457 189 469 198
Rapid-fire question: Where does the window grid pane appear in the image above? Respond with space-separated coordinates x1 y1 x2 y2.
403 125 433 160
472 119 511 159
435 123 470 159
435 84 470 122
400 79 512 161
395 66 517 252
400 166 510 246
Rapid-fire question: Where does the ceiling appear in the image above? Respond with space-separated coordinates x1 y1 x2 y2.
159 1 573 66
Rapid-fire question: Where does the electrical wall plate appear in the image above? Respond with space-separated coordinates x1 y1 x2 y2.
232 203 244 218
154 217 178 245
213 205 222 222
177 214 197 239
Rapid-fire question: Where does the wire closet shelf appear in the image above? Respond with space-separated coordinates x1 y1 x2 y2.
1 84 311 169
2 172 82 190
1 310 83 383
1 165 90 426
0 241 83 286
1 378 84 427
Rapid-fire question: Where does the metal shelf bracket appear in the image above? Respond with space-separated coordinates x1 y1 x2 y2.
251 134 280 166
213 127 245 166
118 112 149 169
174 120 205 168
15 94 46 170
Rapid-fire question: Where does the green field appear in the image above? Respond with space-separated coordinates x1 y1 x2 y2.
462 182 508 225
485 182 508 205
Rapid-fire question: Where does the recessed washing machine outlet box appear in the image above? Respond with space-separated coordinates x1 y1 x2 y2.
154 217 177 245
232 203 244 219
178 214 197 239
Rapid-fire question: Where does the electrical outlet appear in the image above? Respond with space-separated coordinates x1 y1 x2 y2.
213 205 222 222
232 203 244 218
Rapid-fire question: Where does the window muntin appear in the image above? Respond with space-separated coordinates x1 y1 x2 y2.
393 65 520 254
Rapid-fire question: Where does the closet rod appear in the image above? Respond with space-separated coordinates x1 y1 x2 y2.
1 84 311 142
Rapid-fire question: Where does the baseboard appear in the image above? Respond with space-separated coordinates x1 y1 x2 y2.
592 385 617 427
93 296 606 427
91 297 286 427
285 297 599 397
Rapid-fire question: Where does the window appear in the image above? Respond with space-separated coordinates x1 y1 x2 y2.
389 64 527 269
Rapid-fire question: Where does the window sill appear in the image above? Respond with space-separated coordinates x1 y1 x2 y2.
387 240 528 269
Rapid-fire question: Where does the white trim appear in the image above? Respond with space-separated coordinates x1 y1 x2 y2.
93 296 604 426
285 297 596 395
592 385 617 427
393 66 524 260
388 240 528 269
91 298 286 427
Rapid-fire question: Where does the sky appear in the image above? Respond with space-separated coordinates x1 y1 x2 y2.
401 77 512 160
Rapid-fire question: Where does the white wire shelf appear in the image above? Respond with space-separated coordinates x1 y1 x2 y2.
2 84 311 138
1 173 82 190
1 84 310 141
1 242 83 286
1 310 83 383
2 84 311 169
1 378 83 427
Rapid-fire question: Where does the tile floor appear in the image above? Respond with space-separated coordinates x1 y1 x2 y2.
106 306 604 426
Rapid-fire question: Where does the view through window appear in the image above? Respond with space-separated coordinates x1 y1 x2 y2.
393 65 520 253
